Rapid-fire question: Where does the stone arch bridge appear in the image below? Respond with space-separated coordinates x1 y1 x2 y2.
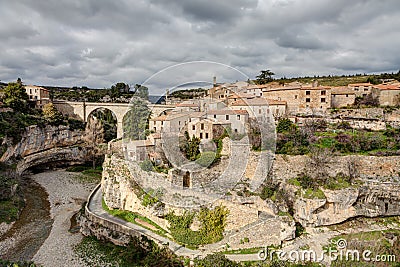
53 101 175 138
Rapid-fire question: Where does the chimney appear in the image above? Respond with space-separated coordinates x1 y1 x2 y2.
213 76 217 86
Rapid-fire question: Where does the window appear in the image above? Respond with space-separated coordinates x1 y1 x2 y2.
321 98 326 103
234 129 238 133
364 88 368 91
226 115 229 120
214 114 216 118
306 91 311 95
200 133 203 139
259 109 261 114
179 121 181 125
153 127 156 131
192 125 195 130
201 123 204 130
354 87 359 91
295 95 298 99
205 133 209 139
321 90 326 95
237 115 240 120
306 98 311 102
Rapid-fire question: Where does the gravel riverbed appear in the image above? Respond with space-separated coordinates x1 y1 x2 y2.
31 170 97 267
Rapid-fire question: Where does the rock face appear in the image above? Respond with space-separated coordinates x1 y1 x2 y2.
101 154 295 248
294 183 400 227
102 155 170 230
16 146 88 174
273 154 400 183
1 125 83 162
275 154 400 227
0 124 87 174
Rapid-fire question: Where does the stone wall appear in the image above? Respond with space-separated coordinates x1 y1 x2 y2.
102 155 170 230
226 217 295 249
101 153 295 248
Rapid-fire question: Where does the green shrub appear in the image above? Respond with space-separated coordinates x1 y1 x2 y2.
302 188 325 199
195 151 216 167
260 184 277 200
139 159 154 172
195 253 240 267
74 236 182 267
166 206 229 248
277 118 294 133
141 189 163 207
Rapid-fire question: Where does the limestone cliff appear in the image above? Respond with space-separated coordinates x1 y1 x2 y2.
0 124 88 174
101 154 296 249
294 183 400 227
1 125 83 162
272 154 400 227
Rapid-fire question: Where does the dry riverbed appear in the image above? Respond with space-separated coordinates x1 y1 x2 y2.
31 170 97 267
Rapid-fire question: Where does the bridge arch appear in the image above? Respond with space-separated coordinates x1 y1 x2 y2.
53 101 176 139
87 107 118 142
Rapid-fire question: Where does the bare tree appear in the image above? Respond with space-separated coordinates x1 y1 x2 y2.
83 117 105 169
347 157 360 184
306 147 335 186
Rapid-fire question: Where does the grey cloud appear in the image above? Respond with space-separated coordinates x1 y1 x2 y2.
0 0 399 93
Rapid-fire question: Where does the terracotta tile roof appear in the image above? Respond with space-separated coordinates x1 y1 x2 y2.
127 140 154 147
149 133 161 139
151 112 188 121
151 115 168 121
228 92 255 99
189 112 206 118
300 86 331 90
230 97 269 106
265 99 287 105
207 109 249 115
24 85 48 92
331 87 355 95
373 84 400 90
348 83 372 87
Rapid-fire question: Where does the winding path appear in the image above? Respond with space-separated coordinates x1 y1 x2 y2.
86 185 199 258
87 184 269 262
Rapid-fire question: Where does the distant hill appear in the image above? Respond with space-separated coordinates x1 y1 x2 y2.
148 95 165 104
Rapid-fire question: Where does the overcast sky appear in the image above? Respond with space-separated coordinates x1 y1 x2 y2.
1 0 399 94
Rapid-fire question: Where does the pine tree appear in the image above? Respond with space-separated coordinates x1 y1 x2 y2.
3 82 29 112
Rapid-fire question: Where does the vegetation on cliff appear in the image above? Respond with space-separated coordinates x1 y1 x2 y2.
166 205 229 248
0 168 24 223
74 236 182 267
169 88 206 99
276 118 400 156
